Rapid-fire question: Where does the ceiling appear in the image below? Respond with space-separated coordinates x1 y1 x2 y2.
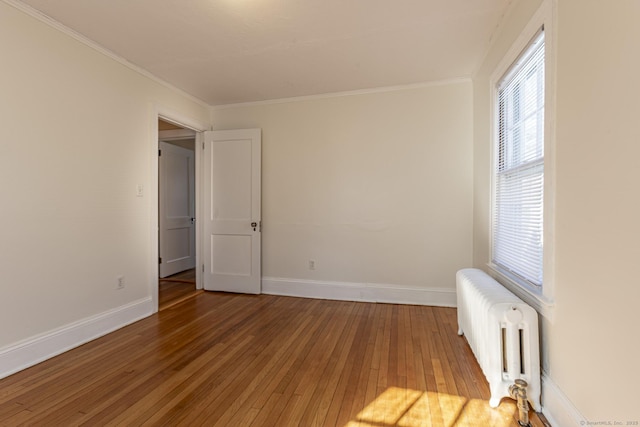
16 0 510 106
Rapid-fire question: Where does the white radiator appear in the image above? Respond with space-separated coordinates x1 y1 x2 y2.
456 268 541 411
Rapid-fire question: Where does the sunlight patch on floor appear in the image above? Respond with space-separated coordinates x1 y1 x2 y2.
345 387 516 427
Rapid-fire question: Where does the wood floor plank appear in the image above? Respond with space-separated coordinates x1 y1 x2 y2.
192 302 331 425
205 313 305 424
376 303 393 395
313 303 365 427
296 302 358 427
0 293 548 427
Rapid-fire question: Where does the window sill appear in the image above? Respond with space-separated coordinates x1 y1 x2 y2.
487 263 555 322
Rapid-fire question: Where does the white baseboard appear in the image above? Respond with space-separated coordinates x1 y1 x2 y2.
0 297 154 380
262 277 456 307
541 371 584 427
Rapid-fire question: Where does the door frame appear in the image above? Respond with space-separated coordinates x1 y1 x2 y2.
151 106 208 313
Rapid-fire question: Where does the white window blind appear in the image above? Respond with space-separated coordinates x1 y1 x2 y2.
493 30 545 288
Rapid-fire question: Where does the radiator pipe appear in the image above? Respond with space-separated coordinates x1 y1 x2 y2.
509 379 531 427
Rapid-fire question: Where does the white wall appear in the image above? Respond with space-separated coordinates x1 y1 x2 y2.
0 1 208 359
551 0 640 421
212 82 473 303
474 0 640 423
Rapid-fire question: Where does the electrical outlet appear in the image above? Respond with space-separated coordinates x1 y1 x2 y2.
116 275 125 289
308 260 316 270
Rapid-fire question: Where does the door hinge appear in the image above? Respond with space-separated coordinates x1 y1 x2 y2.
202 264 205 273
202 142 205 150
159 257 162 264
158 149 161 156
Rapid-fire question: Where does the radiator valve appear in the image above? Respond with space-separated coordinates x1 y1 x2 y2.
509 379 531 427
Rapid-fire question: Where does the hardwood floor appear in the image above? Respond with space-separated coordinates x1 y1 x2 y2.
0 293 548 426
159 268 201 311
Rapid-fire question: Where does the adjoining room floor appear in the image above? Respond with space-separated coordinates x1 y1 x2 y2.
159 268 201 311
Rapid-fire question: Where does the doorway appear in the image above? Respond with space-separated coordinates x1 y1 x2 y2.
158 118 201 310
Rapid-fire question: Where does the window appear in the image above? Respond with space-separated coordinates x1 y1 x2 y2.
493 30 545 290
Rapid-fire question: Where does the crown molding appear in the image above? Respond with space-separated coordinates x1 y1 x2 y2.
212 77 472 109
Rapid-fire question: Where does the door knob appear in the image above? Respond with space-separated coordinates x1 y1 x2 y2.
251 222 257 231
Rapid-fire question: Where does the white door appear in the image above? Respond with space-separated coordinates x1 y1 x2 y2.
203 129 261 294
159 141 196 278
